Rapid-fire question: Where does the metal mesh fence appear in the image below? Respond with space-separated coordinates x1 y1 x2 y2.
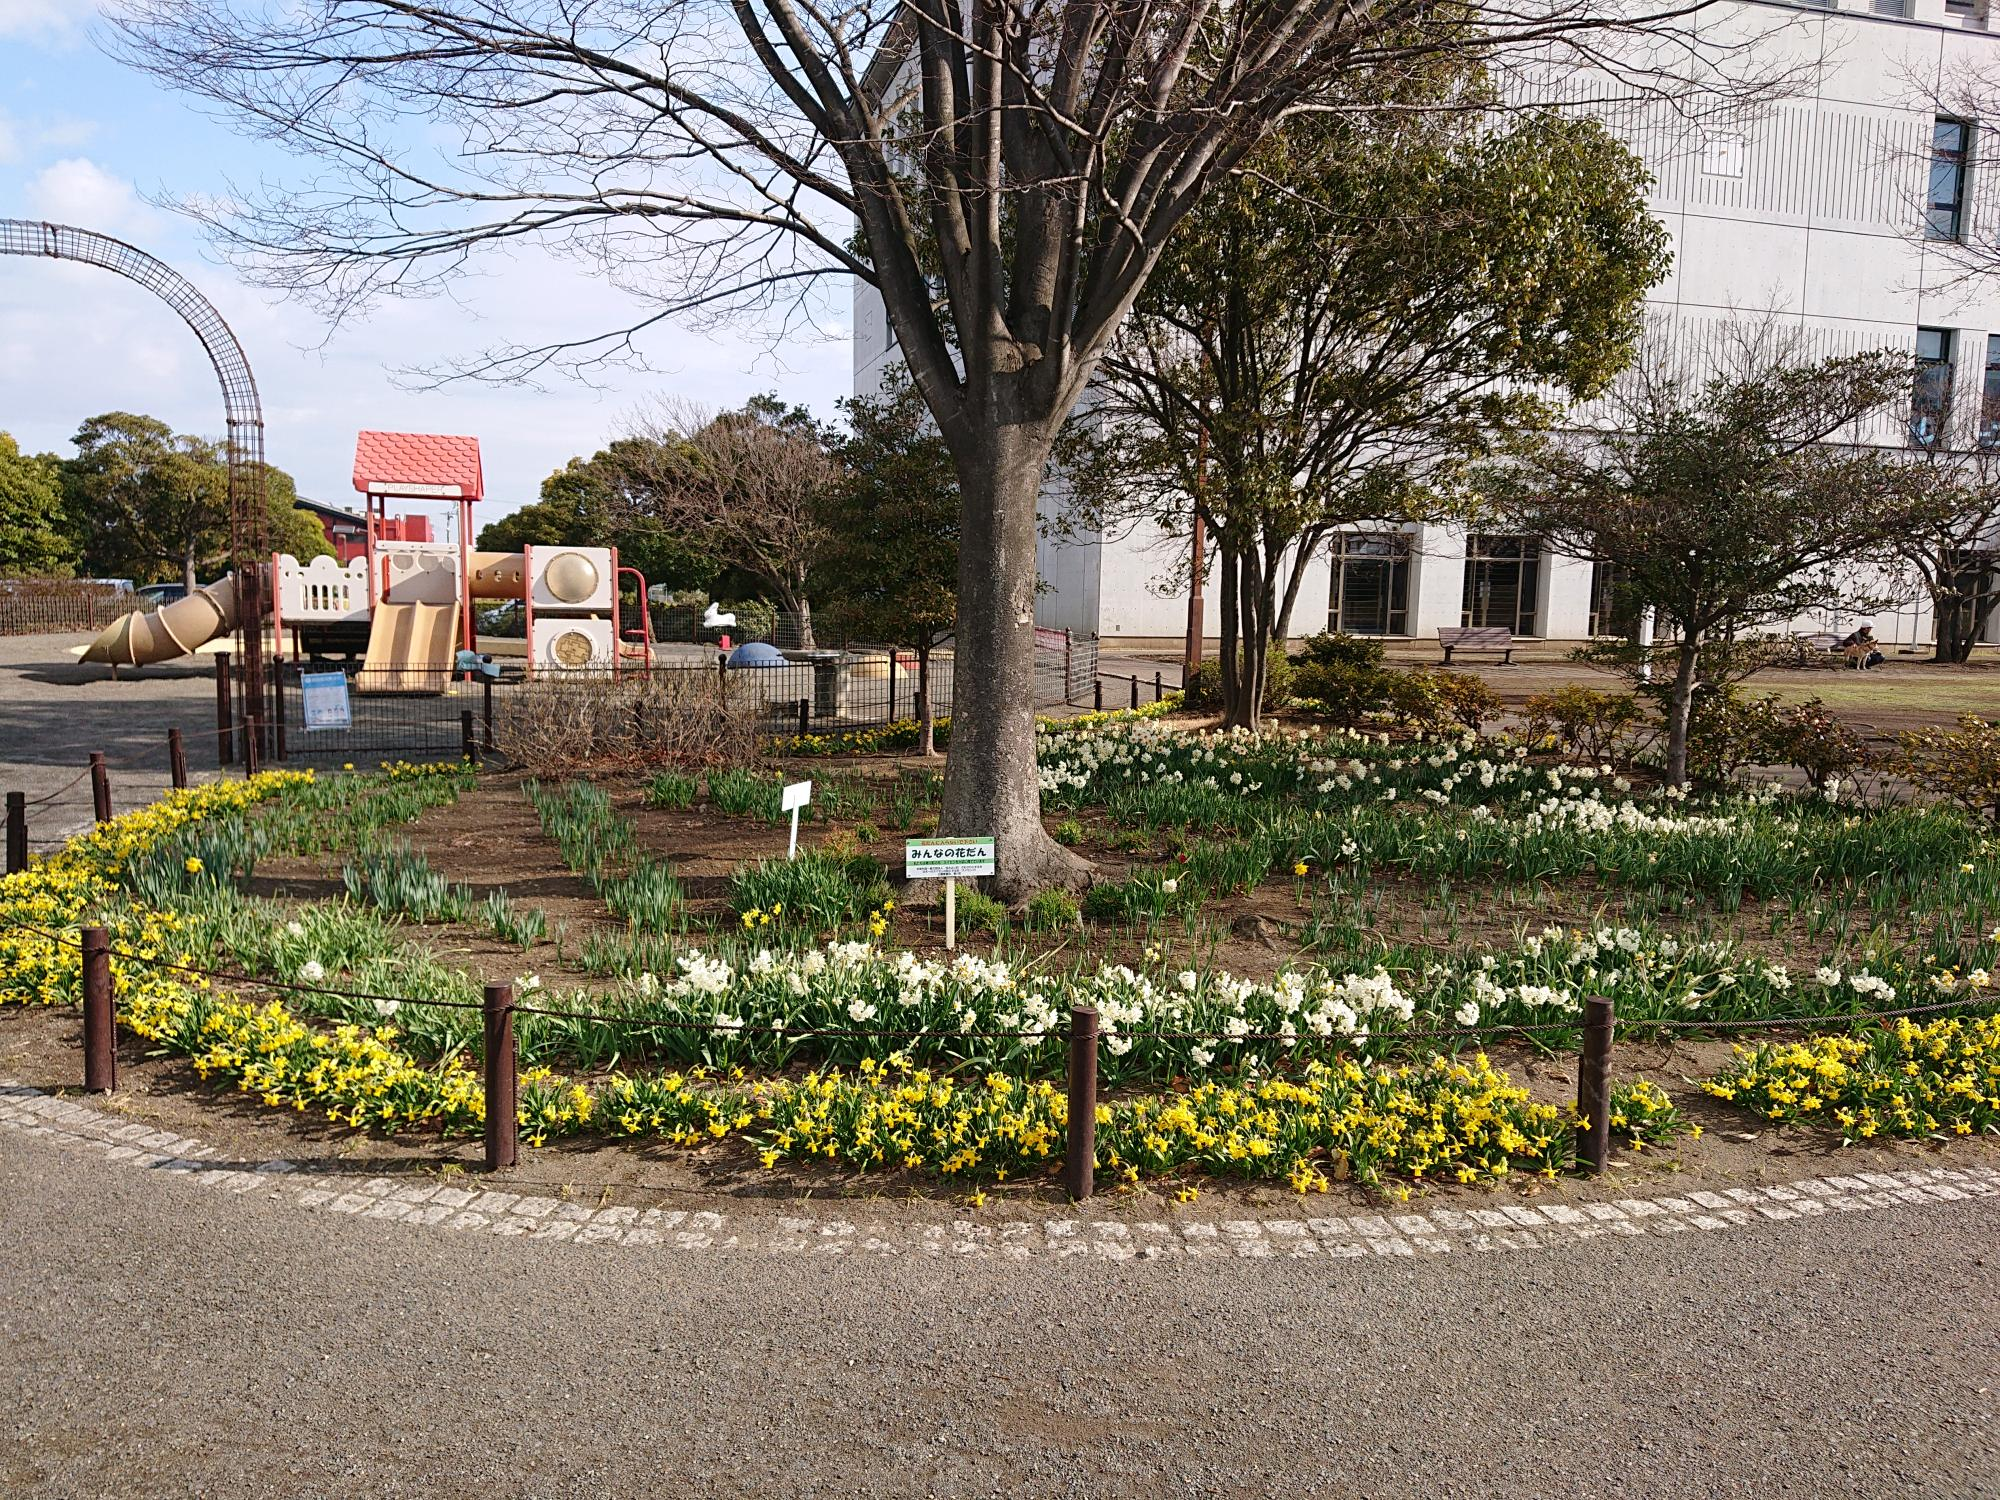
0 580 136 637
267 636 1105 761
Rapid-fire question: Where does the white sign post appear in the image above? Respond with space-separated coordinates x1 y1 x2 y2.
781 780 813 859
904 837 997 950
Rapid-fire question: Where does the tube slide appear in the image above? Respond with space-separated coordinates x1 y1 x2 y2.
81 576 239 666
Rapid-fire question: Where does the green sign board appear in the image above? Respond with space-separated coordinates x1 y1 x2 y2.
904 837 996 879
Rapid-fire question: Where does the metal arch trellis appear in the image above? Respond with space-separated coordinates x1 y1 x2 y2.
0 218 270 747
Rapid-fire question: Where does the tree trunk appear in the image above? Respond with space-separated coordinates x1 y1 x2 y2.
182 545 199 593
1217 535 1242 724
792 595 815 651
917 638 936 758
939 421 1086 898
1663 634 1703 788
1230 547 1267 733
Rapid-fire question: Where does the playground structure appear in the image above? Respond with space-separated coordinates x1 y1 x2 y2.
81 429 656 690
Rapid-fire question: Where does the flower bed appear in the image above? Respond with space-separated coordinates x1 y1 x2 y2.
0 767 1702 1193
1704 1015 2000 1141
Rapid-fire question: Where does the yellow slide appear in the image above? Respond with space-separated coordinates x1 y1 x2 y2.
81 577 239 666
360 600 459 694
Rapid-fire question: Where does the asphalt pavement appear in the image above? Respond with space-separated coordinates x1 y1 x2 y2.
3 1106 1996 1498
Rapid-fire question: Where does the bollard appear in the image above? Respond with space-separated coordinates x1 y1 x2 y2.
1129 674 1138 710
1154 671 1163 702
244 713 262 776
797 697 810 737
483 675 496 752
168 727 188 790
461 709 479 766
81 925 116 1093
484 982 519 1170
5 791 25 875
89 752 112 825
1575 995 1615 1174
215 652 233 766
1093 678 1103 712
887 649 898 724
1064 1006 1099 1201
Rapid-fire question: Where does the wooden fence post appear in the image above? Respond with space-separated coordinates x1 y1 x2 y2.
1064 1006 1099 1201
5 791 25 874
81 925 116 1094
1576 995 1615 1174
89 753 112 825
484 982 518 1170
168 728 188 790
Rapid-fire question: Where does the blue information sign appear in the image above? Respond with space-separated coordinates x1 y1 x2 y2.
300 670 352 732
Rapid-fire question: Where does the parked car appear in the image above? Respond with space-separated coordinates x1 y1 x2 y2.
135 582 190 607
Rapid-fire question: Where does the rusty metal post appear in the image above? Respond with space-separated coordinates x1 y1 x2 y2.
5 791 25 874
1576 995 1615 1175
89 753 112 825
270 656 287 762
168 728 188 790
461 709 479 766
215 651 233 766
244 713 262 776
81 925 115 1093
484 981 518 1170
1093 678 1103 712
1064 1006 1099 1201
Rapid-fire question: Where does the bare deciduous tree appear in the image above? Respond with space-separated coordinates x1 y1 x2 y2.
1895 404 2000 665
111 0 1787 893
623 395 837 646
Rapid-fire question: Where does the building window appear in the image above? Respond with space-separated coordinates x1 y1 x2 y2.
1914 327 1955 447
1930 119 1972 242
1589 561 1641 639
1462 534 1542 636
1328 533 1411 636
1873 0 1910 14
1982 335 2000 449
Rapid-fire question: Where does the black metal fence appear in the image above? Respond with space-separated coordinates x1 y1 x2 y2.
0 579 136 637
261 636 1104 762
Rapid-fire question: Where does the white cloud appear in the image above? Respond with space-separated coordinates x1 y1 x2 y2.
24 156 152 233
0 0 98 39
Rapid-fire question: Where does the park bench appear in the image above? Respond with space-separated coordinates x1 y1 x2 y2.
1438 626 1515 665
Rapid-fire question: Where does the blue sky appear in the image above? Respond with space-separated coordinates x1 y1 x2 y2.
0 0 855 524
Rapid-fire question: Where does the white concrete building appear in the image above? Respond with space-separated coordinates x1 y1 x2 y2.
852 3 2000 647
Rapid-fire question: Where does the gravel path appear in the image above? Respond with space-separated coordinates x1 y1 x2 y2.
4 1090 1996 1497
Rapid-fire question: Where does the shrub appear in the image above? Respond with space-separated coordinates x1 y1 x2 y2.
953 887 1009 940
1024 887 1081 931
1287 659 1393 726
1681 686 1785 785
497 674 757 775
1389 668 1501 734
1292 632 1386 671
1758 698 1870 790
1183 652 1293 713
1521 685 1646 763
1051 817 1086 847
1895 715 2000 820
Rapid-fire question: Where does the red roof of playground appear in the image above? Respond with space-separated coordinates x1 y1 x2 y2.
351 430 485 501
